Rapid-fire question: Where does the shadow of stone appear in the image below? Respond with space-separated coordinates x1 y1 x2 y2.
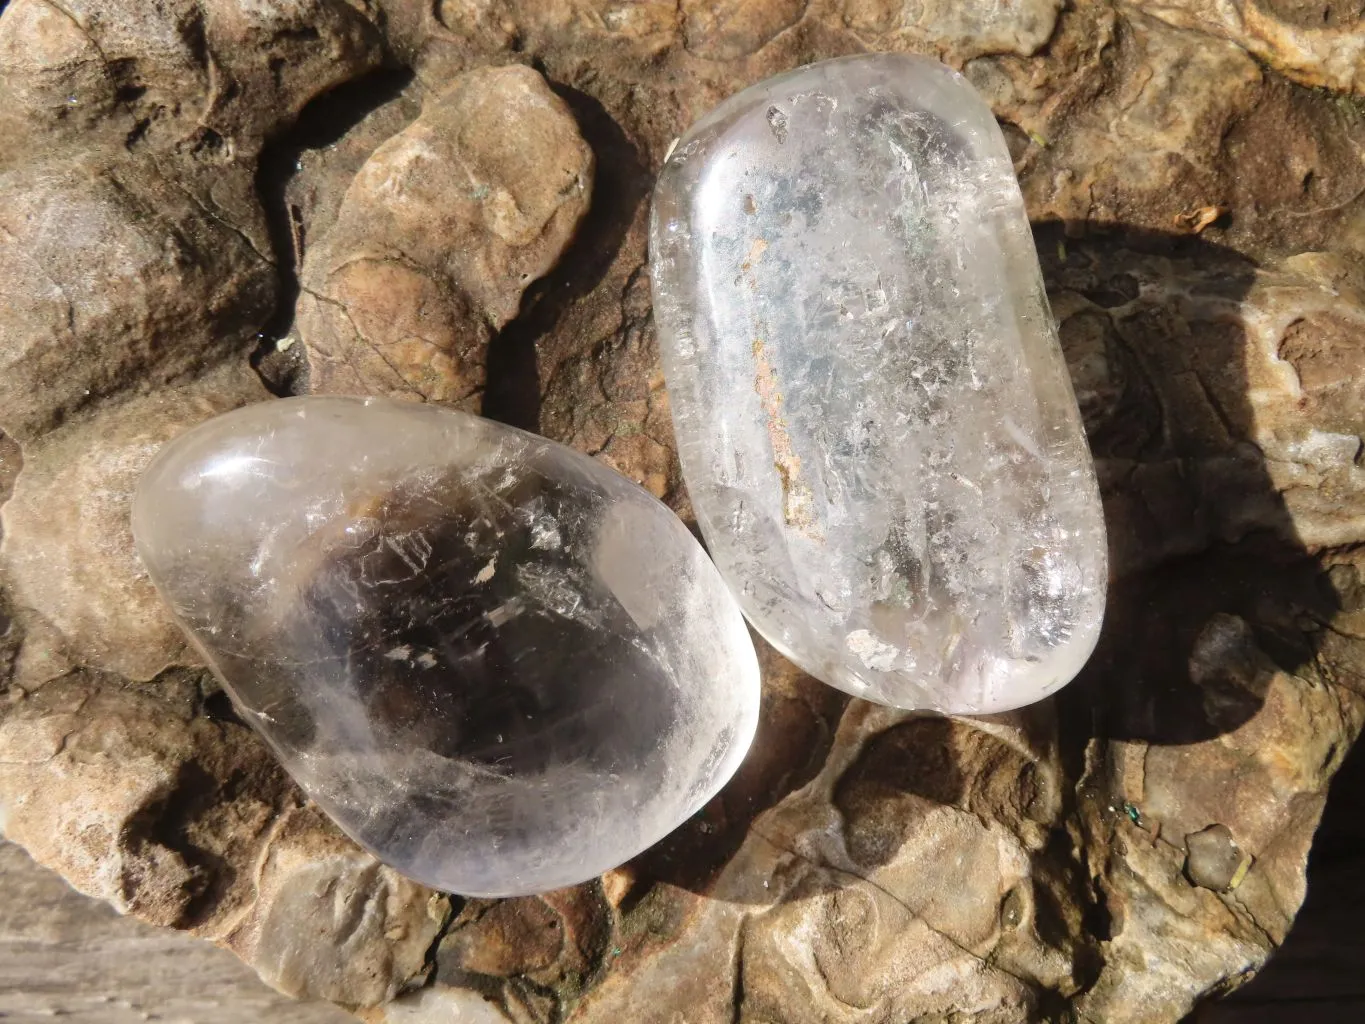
482 85 650 432
617 221 1344 990
1194 734 1365 1021
1033 220 1343 749
252 65 417 395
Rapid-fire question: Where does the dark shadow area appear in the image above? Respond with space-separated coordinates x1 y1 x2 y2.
1041 222 1350 1009
1191 737 1365 1022
481 84 650 432
613 221 1351 1024
251 66 416 395
1074 546 1336 747
623 637 848 901
1032 220 1342 750
121 758 237 928
228 61 1356 1008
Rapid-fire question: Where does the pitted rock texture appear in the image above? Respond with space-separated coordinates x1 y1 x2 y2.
1 0 1364 1021
0 670 445 1006
0 155 276 442
297 65 594 405
0 840 351 1024
1 365 269 682
1142 0 1365 95
0 0 385 159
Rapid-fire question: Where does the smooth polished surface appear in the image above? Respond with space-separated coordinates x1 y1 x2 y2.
132 397 759 896
650 54 1106 713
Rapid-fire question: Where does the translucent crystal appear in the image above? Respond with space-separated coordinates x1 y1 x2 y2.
131 397 759 896
649 54 1107 713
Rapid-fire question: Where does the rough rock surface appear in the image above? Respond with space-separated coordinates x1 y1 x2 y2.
0 670 446 1005
1 364 268 681
297 65 594 405
0 0 1363 1022
1143 0 1365 95
0 840 350 1023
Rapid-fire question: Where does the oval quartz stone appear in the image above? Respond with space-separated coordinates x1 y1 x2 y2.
649 54 1107 713
132 397 759 896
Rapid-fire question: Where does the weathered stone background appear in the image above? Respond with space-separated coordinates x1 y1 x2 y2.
1 1 1364 1021
0 839 353 1023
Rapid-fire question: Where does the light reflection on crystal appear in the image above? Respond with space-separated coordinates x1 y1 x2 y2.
133 397 760 896
649 54 1107 713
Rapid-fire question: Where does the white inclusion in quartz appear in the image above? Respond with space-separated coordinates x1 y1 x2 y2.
649 54 1107 713
131 396 759 897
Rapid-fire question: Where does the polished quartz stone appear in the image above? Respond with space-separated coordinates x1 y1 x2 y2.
649 54 1107 713
132 397 759 897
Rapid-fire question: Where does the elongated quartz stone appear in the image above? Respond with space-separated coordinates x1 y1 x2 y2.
132 397 760 896
649 54 1107 713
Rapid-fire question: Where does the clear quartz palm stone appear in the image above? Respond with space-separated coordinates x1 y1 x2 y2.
649 54 1107 713
131 396 760 897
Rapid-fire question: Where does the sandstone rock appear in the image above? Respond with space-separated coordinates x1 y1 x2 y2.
1144 0 1365 95
1 365 269 681
1 0 1364 1020
0 0 384 161
968 7 1365 260
0 155 275 443
681 0 806 60
838 0 1064 62
0 432 20 529
0 669 287 929
0 840 352 1024
229 805 446 1006
0 0 120 147
0 670 442 1005
297 65 593 406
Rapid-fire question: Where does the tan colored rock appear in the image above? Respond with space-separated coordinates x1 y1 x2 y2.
1247 253 1365 549
682 0 806 60
0 0 119 146
298 64 593 405
2 0 1365 1020
968 7 1365 260
477 1 682 62
0 671 443 1006
0 155 275 442
227 806 447 1006
1142 0 1365 95
0 670 284 929
0 431 20 525
570 705 1076 1024
0 840 352 1024
838 0 1064 62
0 0 384 161
0 365 269 680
